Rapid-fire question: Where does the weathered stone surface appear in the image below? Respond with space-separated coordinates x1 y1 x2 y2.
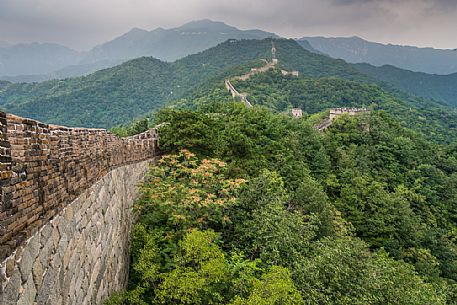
1 268 21 305
0 159 152 305
36 262 58 305
5 256 15 278
17 274 36 305
40 226 52 247
19 246 34 283
32 258 43 290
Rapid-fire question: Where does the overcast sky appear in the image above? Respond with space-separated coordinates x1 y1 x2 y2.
1 0 456 51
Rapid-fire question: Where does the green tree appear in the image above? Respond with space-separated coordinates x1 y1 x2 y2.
156 230 229 304
229 266 303 305
298 237 447 305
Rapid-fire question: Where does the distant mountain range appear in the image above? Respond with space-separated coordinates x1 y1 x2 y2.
3 20 457 108
4 21 457 82
0 43 81 77
299 36 457 75
83 19 278 64
353 63 457 105
0 20 277 82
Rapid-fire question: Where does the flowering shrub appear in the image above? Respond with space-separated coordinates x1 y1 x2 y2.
136 150 246 238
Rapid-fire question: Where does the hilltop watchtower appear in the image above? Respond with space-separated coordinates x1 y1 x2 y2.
271 40 278 64
291 108 303 118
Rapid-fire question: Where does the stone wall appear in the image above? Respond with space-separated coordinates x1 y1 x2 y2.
0 112 158 262
0 111 159 304
0 160 151 305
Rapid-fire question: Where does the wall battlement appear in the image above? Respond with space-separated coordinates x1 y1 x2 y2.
329 108 369 120
315 108 370 132
0 112 158 262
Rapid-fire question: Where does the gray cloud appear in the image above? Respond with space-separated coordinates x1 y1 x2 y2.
332 0 456 5
0 0 456 50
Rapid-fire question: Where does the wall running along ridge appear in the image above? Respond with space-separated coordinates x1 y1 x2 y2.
0 112 159 304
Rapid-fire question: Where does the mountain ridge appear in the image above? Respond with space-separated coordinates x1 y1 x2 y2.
353 63 457 106
0 20 279 82
299 36 457 74
82 19 279 64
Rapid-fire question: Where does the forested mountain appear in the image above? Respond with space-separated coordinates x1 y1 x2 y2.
0 59 125 83
353 63 457 106
0 38 367 128
0 39 273 127
0 42 81 77
299 36 457 74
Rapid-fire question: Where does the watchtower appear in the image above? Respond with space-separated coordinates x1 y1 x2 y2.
291 108 303 118
271 39 278 64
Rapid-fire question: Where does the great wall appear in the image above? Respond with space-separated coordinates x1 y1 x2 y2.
0 112 159 305
0 41 371 305
224 41 282 108
224 41 368 127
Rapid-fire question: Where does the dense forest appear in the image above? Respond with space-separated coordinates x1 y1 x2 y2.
173 69 457 143
107 103 457 304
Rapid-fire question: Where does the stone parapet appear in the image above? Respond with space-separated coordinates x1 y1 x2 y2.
0 112 158 262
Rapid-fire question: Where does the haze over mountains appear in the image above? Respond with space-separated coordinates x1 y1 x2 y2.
0 20 277 82
0 43 81 77
2 37 457 145
0 38 368 128
2 19 457 110
300 36 457 75
83 19 278 64
4 19 457 83
0 39 275 127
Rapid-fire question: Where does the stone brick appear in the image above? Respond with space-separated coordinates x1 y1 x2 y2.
32 257 43 290
1 159 152 304
1 269 21 305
